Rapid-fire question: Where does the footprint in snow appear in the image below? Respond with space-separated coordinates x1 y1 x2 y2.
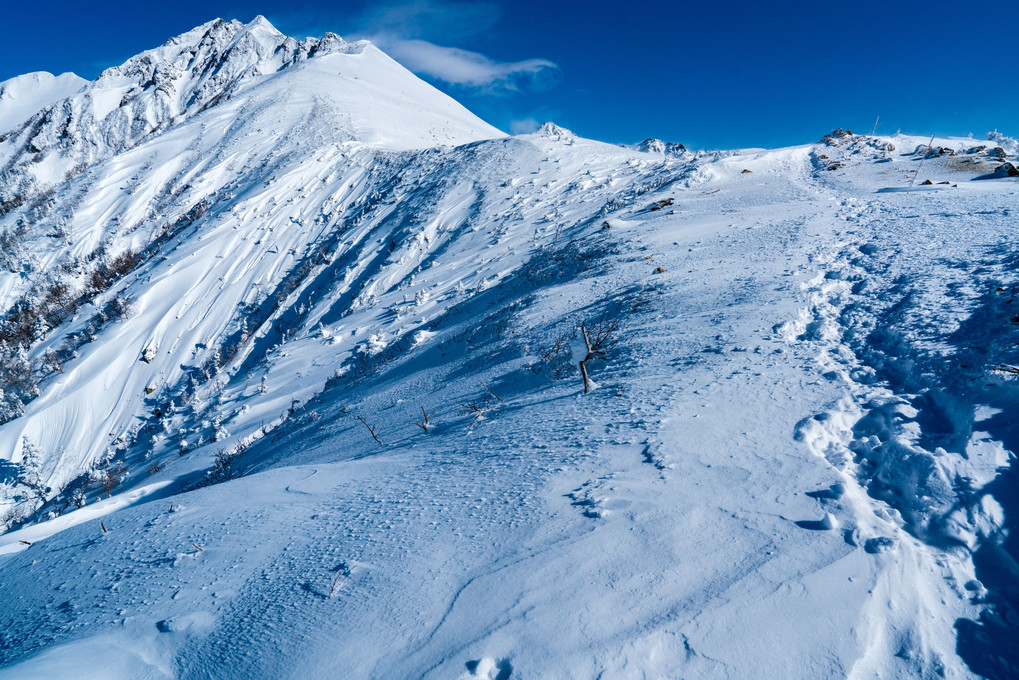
806 482 846 501
460 657 512 680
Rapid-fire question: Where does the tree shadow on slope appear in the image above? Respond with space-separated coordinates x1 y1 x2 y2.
235 237 634 472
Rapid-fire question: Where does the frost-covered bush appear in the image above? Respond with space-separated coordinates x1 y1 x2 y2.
987 130 1018 156
0 345 38 425
95 461 128 497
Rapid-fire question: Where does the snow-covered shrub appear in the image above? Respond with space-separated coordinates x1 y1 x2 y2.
986 130 1018 156
95 461 128 497
105 294 135 319
87 250 137 295
0 345 39 425
0 505 25 532
536 327 576 380
0 221 30 272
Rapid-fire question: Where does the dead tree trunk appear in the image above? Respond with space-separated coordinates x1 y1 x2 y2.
579 324 602 394
578 318 619 394
355 414 383 446
579 358 592 394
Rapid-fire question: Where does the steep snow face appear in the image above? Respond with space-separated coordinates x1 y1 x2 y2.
0 72 87 134
0 16 501 197
0 118 675 509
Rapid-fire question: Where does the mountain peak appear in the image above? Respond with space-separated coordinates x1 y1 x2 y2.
534 122 574 140
0 17 503 208
247 14 276 30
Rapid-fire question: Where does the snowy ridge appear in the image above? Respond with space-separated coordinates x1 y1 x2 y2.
0 16 501 201
0 71 87 135
1 17 1019 680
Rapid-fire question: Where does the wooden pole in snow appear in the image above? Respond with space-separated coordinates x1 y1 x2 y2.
907 134 936 194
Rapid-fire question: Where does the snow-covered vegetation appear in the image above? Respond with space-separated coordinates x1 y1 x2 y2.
0 16 1017 680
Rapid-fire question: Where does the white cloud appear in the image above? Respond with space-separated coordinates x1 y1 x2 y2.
509 117 541 134
382 39 559 92
356 1 501 42
278 1 560 94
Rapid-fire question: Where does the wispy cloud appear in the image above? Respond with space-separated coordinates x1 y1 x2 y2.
355 1 501 42
509 117 541 134
272 1 559 93
344 1 559 93
380 39 558 92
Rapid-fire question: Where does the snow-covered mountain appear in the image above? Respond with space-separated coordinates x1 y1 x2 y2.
1 17 1018 680
0 71 87 135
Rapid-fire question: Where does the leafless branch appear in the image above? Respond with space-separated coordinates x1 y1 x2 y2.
579 315 622 394
355 414 383 446
457 399 488 426
413 406 432 433
988 363 1019 376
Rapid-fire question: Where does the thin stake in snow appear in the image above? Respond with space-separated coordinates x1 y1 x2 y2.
872 115 880 136
328 573 342 598
907 134 936 194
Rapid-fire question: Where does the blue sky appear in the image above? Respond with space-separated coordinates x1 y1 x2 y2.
2 1 1016 148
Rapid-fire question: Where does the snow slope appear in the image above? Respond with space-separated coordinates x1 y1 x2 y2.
0 72 86 134
0 17 501 198
1 18 1018 680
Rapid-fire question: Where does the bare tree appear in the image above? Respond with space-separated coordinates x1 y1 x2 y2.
97 461 128 497
578 316 622 394
536 328 575 380
457 399 488 426
413 406 432 433
355 414 383 446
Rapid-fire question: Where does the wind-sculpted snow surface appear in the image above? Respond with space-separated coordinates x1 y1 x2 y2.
1 17 1019 680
